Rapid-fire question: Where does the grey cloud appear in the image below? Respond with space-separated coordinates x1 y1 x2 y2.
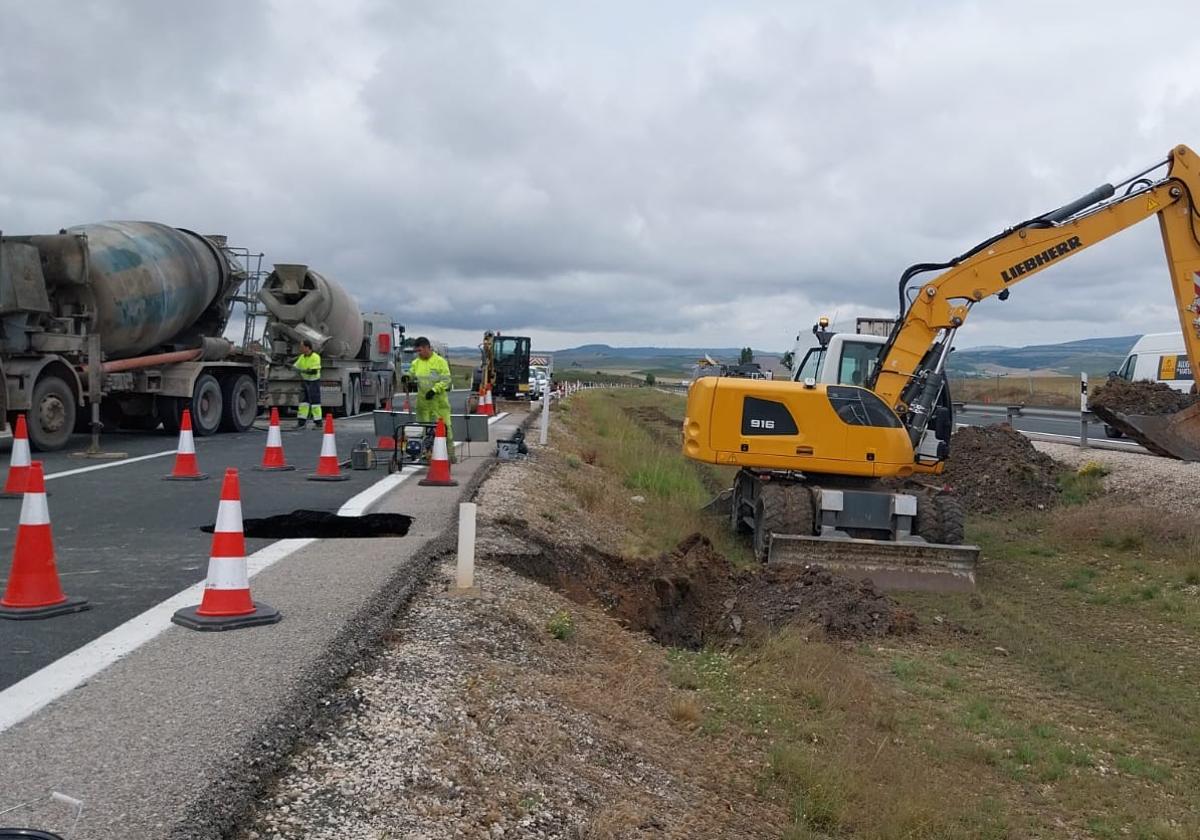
2 1 1199 352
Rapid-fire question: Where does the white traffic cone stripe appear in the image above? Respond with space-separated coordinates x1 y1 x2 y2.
320 432 337 457
19 491 50 526
267 424 282 447
203 557 250 590
11 438 29 467
179 429 196 454
431 433 449 462
213 499 243 533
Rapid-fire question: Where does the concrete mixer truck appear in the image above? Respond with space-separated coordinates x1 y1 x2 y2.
0 221 261 450
257 264 399 417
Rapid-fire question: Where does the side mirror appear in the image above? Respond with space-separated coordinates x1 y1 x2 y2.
1107 370 1119 379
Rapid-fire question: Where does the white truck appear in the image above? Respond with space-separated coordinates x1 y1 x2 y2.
1111 332 1191 392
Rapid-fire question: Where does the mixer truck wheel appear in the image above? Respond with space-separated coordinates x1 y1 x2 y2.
28 375 76 452
189 374 224 437
343 379 362 417
219 374 257 433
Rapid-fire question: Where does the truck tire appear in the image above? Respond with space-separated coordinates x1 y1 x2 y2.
28 375 77 452
220 374 257 433
160 397 182 435
343 379 361 417
189 374 223 437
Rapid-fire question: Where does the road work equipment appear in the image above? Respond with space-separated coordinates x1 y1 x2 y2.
1 415 31 498
259 264 401 417
164 409 208 481
0 221 261 449
0 462 89 620
474 331 532 400
307 414 349 481
687 143 1200 590
419 418 458 487
172 468 281 631
255 407 295 471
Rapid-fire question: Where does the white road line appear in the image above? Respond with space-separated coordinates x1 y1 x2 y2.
1 407 519 734
0 538 314 735
337 468 421 517
44 449 177 480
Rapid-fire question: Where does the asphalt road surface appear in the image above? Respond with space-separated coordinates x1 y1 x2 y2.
0 413 406 690
955 404 1147 453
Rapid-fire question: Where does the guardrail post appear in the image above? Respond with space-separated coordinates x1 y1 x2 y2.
1079 372 1088 448
1005 405 1023 425
539 375 550 445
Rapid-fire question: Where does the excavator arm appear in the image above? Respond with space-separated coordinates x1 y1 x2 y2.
872 144 1200 457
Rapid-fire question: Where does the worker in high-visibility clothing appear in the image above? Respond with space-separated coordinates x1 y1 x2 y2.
294 339 323 429
408 336 453 446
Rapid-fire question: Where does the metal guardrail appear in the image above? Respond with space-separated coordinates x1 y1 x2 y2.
956 402 1104 448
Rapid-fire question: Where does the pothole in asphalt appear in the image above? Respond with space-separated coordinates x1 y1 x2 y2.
201 509 413 538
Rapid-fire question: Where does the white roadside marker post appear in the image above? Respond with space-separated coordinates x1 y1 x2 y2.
452 502 480 596
1080 372 1089 449
539 376 551 446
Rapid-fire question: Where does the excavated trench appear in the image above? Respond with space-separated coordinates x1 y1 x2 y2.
484 521 914 648
202 510 413 539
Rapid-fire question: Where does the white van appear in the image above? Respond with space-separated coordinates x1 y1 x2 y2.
1112 332 1192 393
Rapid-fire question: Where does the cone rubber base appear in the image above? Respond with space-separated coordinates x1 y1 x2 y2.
0 595 90 621
171 601 281 631
253 464 296 472
419 478 459 486
306 473 350 481
164 473 209 481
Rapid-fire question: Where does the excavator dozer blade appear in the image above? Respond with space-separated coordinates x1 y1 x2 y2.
768 533 980 593
1091 403 1200 461
700 487 733 516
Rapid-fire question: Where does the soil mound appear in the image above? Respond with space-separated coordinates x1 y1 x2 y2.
1089 379 1198 416
485 526 913 647
943 425 1061 514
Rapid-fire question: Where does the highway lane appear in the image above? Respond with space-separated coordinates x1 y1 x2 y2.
954 404 1147 452
0 391 480 691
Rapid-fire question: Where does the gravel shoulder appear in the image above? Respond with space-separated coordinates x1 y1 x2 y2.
239 447 790 839
1033 441 1200 510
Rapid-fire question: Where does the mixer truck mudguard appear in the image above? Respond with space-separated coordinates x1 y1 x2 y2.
0 221 260 450
258 264 398 417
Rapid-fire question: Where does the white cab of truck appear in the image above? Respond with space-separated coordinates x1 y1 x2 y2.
1113 332 1192 393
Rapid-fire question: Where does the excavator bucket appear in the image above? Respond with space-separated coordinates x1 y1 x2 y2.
767 534 979 594
700 488 733 516
1091 403 1200 461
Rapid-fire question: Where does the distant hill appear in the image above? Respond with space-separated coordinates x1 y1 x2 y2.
949 335 1138 377
447 336 1143 380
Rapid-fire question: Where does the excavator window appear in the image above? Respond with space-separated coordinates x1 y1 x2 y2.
838 342 880 386
794 347 825 381
827 386 902 428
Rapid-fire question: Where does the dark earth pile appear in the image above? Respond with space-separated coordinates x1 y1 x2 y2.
487 527 913 648
942 425 1062 514
1089 379 1198 416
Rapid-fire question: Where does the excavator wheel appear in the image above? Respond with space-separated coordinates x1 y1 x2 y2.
753 483 816 563
729 482 751 534
916 494 966 546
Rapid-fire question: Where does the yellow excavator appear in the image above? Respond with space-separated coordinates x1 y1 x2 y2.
684 144 1200 591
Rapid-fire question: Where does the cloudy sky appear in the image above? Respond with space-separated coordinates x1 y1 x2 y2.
2 1 1199 352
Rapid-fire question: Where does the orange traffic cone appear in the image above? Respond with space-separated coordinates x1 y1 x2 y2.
164 409 208 481
0 462 89 620
474 386 487 415
172 468 280 631
419 418 458 486
255 408 295 471
1 414 32 498
308 413 349 481
481 386 496 417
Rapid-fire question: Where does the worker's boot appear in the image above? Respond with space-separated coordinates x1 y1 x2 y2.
314 418 323 430
296 418 306 429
